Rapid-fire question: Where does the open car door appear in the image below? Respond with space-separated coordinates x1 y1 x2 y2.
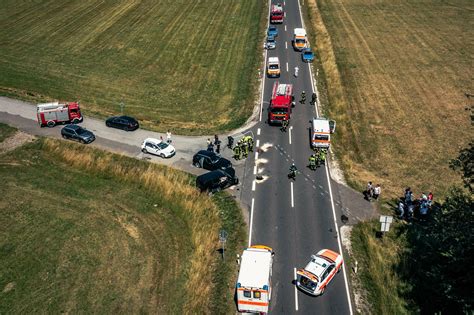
329 120 336 134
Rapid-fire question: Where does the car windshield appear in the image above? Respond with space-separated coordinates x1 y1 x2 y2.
75 128 86 135
304 52 312 56
296 38 305 44
300 276 317 291
269 27 276 32
271 107 288 114
268 38 275 43
269 64 279 69
314 134 329 141
157 142 169 149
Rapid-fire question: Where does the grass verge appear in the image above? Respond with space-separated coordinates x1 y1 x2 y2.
0 137 245 313
0 0 265 135
0 123 16 143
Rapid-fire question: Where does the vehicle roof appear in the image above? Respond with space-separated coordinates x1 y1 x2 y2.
143 138 163 144
117 115 136 121
312 118 330 133
267 36 275 41
317 248 341 263
303 255 331 279
237 247 272 288
268 57 279 63
196 169 227 183
196 150 217 157
294 28 306 36
64 124 82 130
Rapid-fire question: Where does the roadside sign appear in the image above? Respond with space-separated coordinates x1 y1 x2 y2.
219 229 228 260
379 215 393 232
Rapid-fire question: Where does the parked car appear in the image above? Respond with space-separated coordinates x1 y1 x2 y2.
105 116 139 131
265 36 276 50
296 249 343 296
302 48 315 63
267 25 278 37
193 150 232 171
61 124 95 144
141 138 175 158
196 168 239 193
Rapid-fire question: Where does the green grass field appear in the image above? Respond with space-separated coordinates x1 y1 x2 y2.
0 136 245 313
0 0 265 134
0 123 16 142
306 0 472 198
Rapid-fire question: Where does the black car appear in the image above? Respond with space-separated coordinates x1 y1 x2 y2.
196 168 239 193
192 150 232 171
105 116 139 131
61 124 95 144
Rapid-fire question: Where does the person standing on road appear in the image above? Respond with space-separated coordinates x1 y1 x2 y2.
310 92 317 105
233 144 241 160
281 118 289 132
300 91 306 104
166 130 172 143
365 181 373 201
294 66 299 77
309 154 316 170
319 149 326 165
207 141 214 152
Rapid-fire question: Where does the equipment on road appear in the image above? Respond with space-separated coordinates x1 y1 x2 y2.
296 249 344 296
288 163 298 180
293 28 308 51
267 56 281 78
37 102 83 127
268 82 294 125
270 3 284 24
311 118 336 150
236 245 274 314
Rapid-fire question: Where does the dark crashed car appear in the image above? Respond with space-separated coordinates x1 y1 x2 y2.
196 168 239 193
105 116 139 131
192 150 232 171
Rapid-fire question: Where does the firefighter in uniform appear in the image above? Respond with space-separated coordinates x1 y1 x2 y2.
319 149 327 165
281 118 289 132
241 140 249 158
246 136 254 152
309 154 317 170
310 92 317 105
300 91 306 104
233 143 241 160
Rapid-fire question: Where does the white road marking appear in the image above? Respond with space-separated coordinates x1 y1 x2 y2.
248 198 255 247
252 180 256 191
285 25 287 32
257 128 261 136
285 41 288 49
284 0 286 5
324 161 354 315
254 165 257 175
289 126 293 144
286 62 289 72
294 268 299 311
291 182 294 208
255 151 259 160
256 139 260 147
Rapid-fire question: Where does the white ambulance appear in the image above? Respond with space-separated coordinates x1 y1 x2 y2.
311 117 336 149
293 28 307 51
236 245 274 314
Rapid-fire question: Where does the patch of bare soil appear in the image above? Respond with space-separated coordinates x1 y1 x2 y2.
340 225 371 314
0 131 36 154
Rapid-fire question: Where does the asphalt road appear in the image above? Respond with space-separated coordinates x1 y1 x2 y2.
239 0 354 313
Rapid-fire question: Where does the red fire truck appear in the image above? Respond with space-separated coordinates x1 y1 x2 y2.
37 102 83 127
270 4 284 24
268 82 294 125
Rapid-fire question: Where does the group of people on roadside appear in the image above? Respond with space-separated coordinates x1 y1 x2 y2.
232 135 254 160
364 181 382 201
308 148 327 170
206 135 221 154
398 188 433 221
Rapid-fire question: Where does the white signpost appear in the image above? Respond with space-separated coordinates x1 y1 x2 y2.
380 215 393 233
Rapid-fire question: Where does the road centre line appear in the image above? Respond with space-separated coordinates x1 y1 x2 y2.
252 180 256 191
285 25 287 32
257 128 261 136
248 198 255 247
294 268 299 311
255 151 259 160
285 41 288 49
286 62 289 72
291 182 294 208
254 165 257 175
296 0 353 313
289 126 293 144
256 139 260 147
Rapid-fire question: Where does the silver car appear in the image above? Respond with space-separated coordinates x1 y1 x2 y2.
266 36 276 50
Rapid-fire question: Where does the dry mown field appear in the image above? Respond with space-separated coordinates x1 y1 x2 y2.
307 0 473 197
0 0 264 134
0 134 245 313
